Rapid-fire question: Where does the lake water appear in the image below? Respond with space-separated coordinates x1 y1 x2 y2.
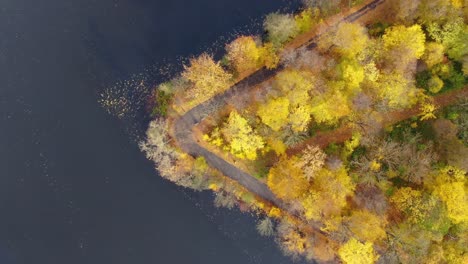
0 0 306 263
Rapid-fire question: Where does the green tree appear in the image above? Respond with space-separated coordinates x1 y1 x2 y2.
426 17 468 61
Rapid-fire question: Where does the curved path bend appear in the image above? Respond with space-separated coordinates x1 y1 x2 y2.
174 0 386 208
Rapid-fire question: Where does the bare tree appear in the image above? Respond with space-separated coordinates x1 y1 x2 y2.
353 184 388 215
257 218 275 236
214 192 237 209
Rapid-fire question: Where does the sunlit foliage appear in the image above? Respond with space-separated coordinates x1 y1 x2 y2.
183 53 233 101
338 238 379 264
257 97 290 131
333 22 369 57
382 25 426 67
302 167 355 220
220 111 265 160
226 36 262 74
432 166 468 224
267 156 309 201
346 210 387 243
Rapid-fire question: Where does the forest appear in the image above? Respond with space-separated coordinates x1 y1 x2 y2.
139 0 468 263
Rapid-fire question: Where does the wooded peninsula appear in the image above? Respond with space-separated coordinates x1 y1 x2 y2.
139 0 467 263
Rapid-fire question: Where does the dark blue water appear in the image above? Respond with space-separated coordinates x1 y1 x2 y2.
0 0 304 263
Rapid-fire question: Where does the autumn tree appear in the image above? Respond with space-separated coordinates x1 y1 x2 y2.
338 59 365 94
387 222 435 262
422 42 445 68
333 22 369 58
390 187 452 236
297 144 326 180
183 53 232 102
258 69 315 132
302 167 355 220
214 192 237 209
346 210 387 243
382 25 426 69
432 166 468 224
267 156 310 201
295 8 321 34
389 0 421 24
140 119 177 175
275 69 315 107
276 219 312 259
376 72 419 109
257 97 290 131
353 185 388 215
260 42 280 69
310 89 351 125
281 47 325 71
302 0 341 16
220 111 265 160
264 13 298 46
426 17 467 61
338 238 379 264
226 36 262 74
140 119 198 188
417 0 462 25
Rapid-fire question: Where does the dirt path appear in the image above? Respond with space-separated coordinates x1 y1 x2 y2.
173 0 387 208
287 87 468 156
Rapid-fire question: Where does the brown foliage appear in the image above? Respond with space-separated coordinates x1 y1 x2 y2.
353 184 389 215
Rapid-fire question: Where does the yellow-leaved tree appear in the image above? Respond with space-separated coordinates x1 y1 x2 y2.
257 97 290 131
183 53 232 102
220 111 265 160
275 69 314 107
310 89 351 125
432 166 468 224
339 59 365 94
391 187 429 224
226 36 262 74
267 156 310 201
422 42 445 68
382 25 426 68
376 72 419 109
258 69 315 132
346 210 387 243
260 42 280 69
302 167 355 220
333 22 369 57
338 238 379 264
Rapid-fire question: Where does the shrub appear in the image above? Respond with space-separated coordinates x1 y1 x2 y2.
257 218 274 236
151 90 172 117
